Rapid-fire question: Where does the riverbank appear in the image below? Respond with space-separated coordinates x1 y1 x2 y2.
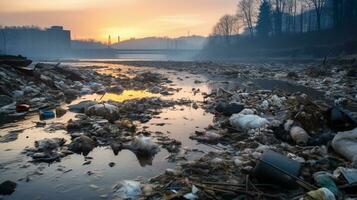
0 60 356 199
98 60 357 199
102 60 357 110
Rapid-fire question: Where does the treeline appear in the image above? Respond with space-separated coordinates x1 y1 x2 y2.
203 0 357 58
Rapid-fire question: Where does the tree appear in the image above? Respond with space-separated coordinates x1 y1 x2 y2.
300 2 306 33
238 0 258 37
284 0 299 33
305 0 325 31
293 0 297 33
332 0 342 28
0 26 7 54
342 0 357 27
212 15 240 36
331 0 357 29
273 0 285 35
256 0 272 37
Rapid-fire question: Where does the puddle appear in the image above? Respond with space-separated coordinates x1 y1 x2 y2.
0 62 214 200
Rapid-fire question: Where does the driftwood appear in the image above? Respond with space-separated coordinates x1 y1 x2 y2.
194 182 284 199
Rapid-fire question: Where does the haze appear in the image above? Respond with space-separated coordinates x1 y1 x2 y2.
0 0 237 41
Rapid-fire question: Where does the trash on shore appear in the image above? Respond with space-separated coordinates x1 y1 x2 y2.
113 180 142 199
39 110 55 120
254 150 302 188
0 180 17 195
23 138 67 162
86 103 120 121
125 135 160 156
55 107 67 118
1 60 357 199
68 135 97 156
16 104 30 113
332 128 357 163
290 126 310 145
229 113 269 130
0 130 22 143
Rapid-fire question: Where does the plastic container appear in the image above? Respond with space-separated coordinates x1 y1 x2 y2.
313 172 340 197
254 150 302 188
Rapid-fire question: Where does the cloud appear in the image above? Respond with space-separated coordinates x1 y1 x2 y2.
155 15 204 27
0 0 135 12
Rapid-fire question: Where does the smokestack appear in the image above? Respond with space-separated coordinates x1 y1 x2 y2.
108 35 111 48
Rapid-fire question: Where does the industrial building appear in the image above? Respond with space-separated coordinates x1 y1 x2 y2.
0 26 71 58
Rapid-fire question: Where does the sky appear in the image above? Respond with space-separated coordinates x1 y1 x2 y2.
0 0 237 42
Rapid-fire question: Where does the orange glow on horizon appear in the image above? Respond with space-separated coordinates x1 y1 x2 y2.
0 0 238 42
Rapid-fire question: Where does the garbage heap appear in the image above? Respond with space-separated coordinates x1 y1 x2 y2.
0 63 173 124
137 86 357 199
110 60 357 200
0 62 197 168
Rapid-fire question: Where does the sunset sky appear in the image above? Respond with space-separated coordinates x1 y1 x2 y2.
0 0 237 42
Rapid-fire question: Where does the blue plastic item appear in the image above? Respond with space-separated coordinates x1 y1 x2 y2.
40 110 55 120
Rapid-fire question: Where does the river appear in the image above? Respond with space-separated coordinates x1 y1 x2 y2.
0 61 214 200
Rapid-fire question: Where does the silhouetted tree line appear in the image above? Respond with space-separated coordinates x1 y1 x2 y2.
212 0 357 37
203 0 357 58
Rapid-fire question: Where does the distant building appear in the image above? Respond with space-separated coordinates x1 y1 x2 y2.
0 26 71 57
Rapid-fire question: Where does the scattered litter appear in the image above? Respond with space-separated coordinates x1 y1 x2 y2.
290 126 310 145
341 168 357 184
332 128 357 162
68 135 97 156
39 110 55 120
113 180 141 199
126 135 160 156
254 150 302 188
16 104 30 112
55 107 67 118
303 188 336 200
230 113 269 130
183 185 199 200
0 180 17 195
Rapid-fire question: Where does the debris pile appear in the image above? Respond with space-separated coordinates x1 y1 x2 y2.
1 59 356 199
114 60 357 199
22 138 69 162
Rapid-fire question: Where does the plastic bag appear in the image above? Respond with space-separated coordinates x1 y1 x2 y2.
230 114 269 129
113 180 141 199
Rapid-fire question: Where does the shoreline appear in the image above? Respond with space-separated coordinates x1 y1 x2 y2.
0 60 356 199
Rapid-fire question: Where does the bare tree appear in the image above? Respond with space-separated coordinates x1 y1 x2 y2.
284 0 294 33
213 15 241 36
305 0 325 31
293 0 297 33
300 1 306 33
238 0 258 37
234 14 244 34
212 15 240 36
272 0 285 35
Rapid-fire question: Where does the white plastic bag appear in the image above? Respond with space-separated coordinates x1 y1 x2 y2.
332 128 357 162
230 114 269 129
130 135 159 155
113 180 141 199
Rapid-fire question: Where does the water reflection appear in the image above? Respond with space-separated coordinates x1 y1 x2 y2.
134 153 155 167
100 90 158 102
0 62 214 200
